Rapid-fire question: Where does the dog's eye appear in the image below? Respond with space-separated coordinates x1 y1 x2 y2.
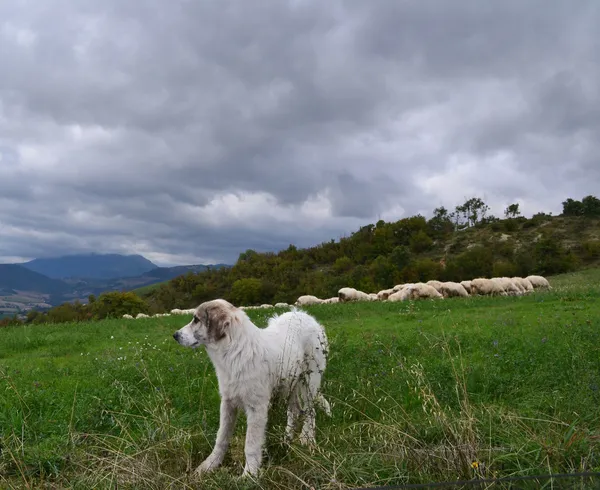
192 316 199 324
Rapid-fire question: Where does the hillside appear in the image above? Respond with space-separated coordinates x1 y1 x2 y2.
136 197 600 312
22 253 158 280
0 264 69 294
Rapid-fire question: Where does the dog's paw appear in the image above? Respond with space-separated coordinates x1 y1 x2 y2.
195 455 221 476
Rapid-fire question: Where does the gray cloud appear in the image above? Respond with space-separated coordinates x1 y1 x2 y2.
1 1 599 266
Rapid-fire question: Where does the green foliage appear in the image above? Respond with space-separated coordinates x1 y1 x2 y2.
230 278 264 306
91 291 149 319
562 195 600 217
409 230 433 253
581 240 600 262
504 203 521 219
445 246 494 280
492 260 519 277
532 235 578 275
412 258 444 282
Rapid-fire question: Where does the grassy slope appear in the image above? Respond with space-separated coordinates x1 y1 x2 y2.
0 269 599 489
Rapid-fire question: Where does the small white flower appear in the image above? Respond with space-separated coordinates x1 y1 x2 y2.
111 336 114 339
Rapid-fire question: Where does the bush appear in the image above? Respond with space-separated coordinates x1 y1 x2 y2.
409 230 434 253
91 292 149 319
580 240 600 262
492 261 519 277
445 246 493 280
230 278 264 306
412 258 444 282
532 236 578 275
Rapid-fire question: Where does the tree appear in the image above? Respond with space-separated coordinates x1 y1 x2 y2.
230 278 264 306
504 203 521 219
562 198 584 216
582 195 600 216
409 230 433 253
390 245 411 271
428 206 454 237
456 197 490 227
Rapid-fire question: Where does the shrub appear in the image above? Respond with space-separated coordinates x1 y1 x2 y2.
409 230 433 253
230 278 264 306
91 291 149 319
580 240 600 262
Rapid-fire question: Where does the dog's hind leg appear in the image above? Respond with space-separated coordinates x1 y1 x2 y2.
297 377 318 446
196 399 237 475
284 387 301 442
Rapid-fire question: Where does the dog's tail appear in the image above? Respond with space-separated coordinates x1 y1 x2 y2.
316 393 332 417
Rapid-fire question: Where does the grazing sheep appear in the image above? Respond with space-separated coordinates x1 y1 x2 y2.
136 313 150 319
322 297 339 304
409 283 444 300
460 280 472 294
426 280 444 292
512 277 534 293
377 288 395 300
470 278 506 296
122 314 134 319
368 293 379 301
338 287 371 302
389 283 443 301
295 295 324 306
526 275 552 290
491 277 521 296
393 283 411 292
274 302 289 308
260 304 273 309
387 288 410 302
439 281 470 298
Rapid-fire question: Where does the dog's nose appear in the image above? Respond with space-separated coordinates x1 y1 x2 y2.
173 332 179 341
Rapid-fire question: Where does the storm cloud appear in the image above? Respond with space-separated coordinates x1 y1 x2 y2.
1 1 599 265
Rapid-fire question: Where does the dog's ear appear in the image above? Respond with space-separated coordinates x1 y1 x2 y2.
205 304 229 342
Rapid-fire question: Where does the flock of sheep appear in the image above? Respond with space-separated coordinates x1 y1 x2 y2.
122 275 551 320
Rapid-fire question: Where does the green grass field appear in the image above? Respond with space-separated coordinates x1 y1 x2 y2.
1 270 600 489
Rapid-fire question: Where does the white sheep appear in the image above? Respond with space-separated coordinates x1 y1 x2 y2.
377 288 395 300
526 275 552 290
260 304 273 309
136 313 150 319
512 277 534 293
322 297 339 304
389 283 443 301
368 293 379 301
439 281 470 298
426 280 444 292
274 302 289 308
295 295 324 306
387 288 410 302
122 314 134 319
338 287 371 302
410 283 444 300
460 280 472 294
470 278 506 296
491 277 521 296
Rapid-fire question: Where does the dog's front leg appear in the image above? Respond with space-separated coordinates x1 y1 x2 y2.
196 399 237 475
242 404 268 477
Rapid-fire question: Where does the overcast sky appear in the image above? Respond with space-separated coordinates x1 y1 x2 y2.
1 1 599 266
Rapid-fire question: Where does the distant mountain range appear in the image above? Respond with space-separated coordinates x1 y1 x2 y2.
22 253 159 279
0 254 230 316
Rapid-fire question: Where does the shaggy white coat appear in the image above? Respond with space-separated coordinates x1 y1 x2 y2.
173 299 330 477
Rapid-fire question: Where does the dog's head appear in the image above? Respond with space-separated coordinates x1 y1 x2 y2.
172 299 236 348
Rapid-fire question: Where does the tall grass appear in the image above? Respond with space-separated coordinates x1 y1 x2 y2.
1 269 600 488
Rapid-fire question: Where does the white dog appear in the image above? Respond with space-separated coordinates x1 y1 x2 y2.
173 299 331 476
